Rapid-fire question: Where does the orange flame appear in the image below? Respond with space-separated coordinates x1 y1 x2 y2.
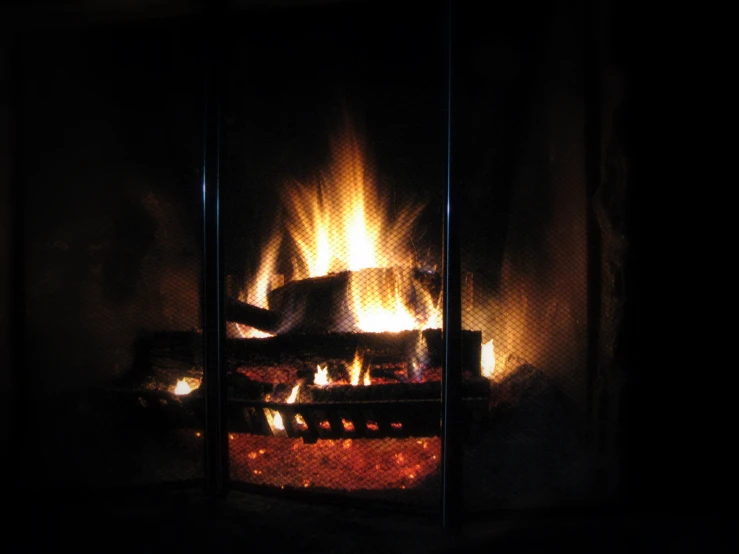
349 349 365 386
273 383 301 431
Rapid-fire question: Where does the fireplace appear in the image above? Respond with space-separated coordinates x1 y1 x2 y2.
5 0 626 527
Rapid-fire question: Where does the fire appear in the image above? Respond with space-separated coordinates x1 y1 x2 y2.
273 383 301 431
173 377 201 395
242 112 438 336
481 339 496 378
235 227 282 339
173 380 191 395
315 364 330 386
349 349 365 386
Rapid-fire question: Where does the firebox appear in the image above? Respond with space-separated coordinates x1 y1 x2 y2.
8 0 623 525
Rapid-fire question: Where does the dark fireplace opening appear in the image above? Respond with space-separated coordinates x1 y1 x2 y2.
2 0 648 538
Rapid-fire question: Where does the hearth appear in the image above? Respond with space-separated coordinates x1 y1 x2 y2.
7 0 624 529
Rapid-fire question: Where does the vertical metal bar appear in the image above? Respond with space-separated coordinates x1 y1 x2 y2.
441 0 463 536
202 4 228 497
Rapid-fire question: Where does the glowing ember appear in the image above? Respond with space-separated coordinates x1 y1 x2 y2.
391 422 403 430
481 339 496 378
231 435 440 491
315 364 330 386
295 414 308 431
367 420 379 432
341 418 355 432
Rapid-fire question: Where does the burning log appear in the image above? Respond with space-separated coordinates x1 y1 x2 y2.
270 267 441 334
127 329 483 386
228 267 441 335
226 329 482 377
226 297 281 333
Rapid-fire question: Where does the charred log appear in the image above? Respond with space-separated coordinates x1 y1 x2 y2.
226 297 281 333
130 329 482 380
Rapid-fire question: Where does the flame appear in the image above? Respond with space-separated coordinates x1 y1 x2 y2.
286 383 300 403
173 379 192 395
273 384 301 431
273 415 283 430
173 377 201 395
280 115 436 333
236 229 282 339
481 339 496 378
349 349 364 386
315 364 330 386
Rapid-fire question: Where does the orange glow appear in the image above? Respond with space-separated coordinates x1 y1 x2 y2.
341 418 355 432
230 434 441 491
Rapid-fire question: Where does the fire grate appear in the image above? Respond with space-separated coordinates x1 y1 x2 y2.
99 328 490 443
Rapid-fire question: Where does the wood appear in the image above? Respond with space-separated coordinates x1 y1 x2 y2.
226 329 482 377
225 267 442 335
133 329 483 383
265 267 442 334
226 297 281 333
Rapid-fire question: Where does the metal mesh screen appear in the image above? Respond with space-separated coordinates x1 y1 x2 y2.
222 3 448 506
15 22 205 487
455 1 596 511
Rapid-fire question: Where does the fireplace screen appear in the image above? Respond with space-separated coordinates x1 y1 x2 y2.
220 3 455 506
14 21 205 487
10 0 603 514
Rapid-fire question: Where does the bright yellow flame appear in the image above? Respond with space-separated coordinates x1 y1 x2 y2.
481 339 496 378
273 413 284 431
286 383 300 404
315 364 330 386
173 378 201 395
280 116 435 333
174 379 192 395
349 349 364 386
